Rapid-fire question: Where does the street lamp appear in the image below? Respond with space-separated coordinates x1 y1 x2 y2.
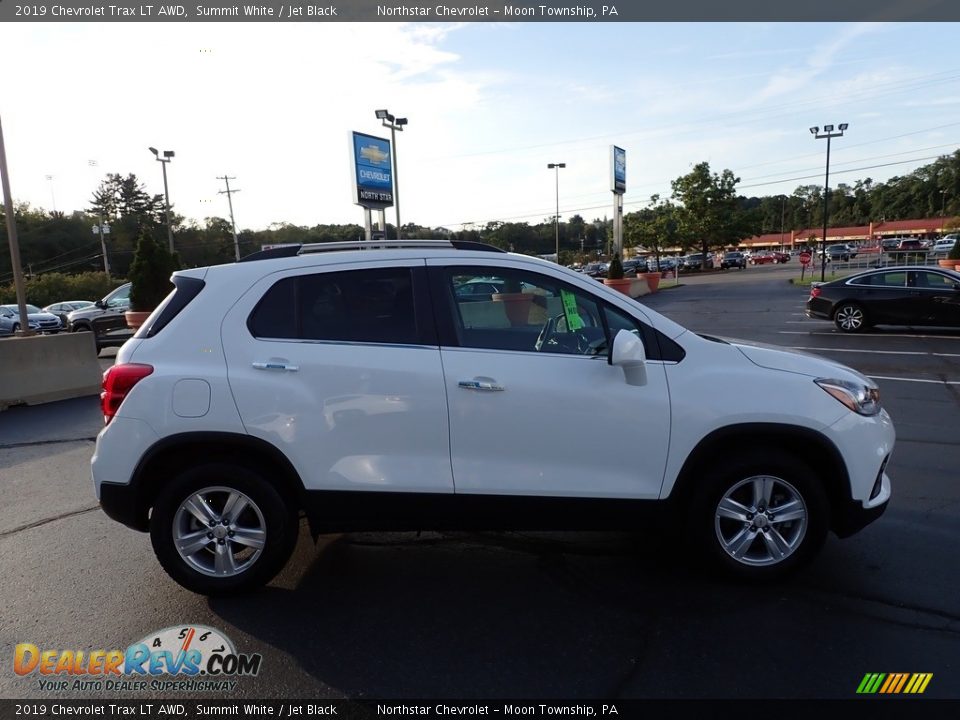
375 109 407 240
941 189 948 217
149 146 175 253
810 123 848 282
547 163 566 263
779 194 787 251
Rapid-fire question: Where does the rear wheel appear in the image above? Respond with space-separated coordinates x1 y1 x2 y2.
149 462 299 595
690 452 829 580
11 323 19 334
834 303 868 333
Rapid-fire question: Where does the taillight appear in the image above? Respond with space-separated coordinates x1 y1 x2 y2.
810 286 822 299
101 363 153 424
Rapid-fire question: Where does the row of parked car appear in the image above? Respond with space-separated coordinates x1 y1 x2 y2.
0 282 134 350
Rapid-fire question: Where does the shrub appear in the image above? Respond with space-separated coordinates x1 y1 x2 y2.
607 253 624 280
128 227 180 311
0 272 126 308
948 239 960 261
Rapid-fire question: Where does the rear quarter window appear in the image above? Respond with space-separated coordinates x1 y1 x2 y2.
247 267 418 345
133 276 205 339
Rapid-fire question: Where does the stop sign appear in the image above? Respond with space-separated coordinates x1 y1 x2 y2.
799 252 812 266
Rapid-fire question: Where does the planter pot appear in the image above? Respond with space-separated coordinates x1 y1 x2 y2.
637 272 660 293
491 293 535 326
938 258 957 269
603 278 633 295
124 310 151 331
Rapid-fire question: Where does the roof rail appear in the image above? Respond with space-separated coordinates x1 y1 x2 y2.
238 239 507 262
450 240 507 253
298 239 453 254
238 245 303 262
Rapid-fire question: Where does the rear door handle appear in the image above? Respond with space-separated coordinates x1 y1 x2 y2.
458 378 504 392
252 361 299 372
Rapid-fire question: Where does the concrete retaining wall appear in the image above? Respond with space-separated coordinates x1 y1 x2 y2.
0 333 102 411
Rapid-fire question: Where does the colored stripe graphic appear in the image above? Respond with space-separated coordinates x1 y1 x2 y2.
857 673 932 694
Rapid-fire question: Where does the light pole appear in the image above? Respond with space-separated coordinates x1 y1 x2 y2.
941 189 948 218
810 123 848 282
149 146 175 253
547 162 566 263
375 109 407 240
779 195 786 251
45 174 56 213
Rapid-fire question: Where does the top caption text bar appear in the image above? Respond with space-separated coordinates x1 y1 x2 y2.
2 0 959 22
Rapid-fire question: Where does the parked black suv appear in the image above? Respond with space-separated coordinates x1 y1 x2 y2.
721 252 747 270
67 282 133 351
682 253 714 271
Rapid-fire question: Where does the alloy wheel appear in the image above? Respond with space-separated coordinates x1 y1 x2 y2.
714 475 808 567
835 304 865 331
172 486 266 577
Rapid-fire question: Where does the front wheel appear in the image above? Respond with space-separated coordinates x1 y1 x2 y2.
834 303 868 333
149 463 299 595
690 452 828 580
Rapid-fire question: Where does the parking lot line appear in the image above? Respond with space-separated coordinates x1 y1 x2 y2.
789 347 960 358
867 375 960 385
779 331 960 339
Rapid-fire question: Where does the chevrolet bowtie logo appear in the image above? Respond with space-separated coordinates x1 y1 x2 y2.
360 145 389 164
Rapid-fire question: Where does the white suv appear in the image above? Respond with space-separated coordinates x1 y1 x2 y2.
92 240 893 595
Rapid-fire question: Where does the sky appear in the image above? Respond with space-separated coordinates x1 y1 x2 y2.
2 21 959 232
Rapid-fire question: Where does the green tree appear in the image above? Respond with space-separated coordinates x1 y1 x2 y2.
671 162 755 268
128 226 180 311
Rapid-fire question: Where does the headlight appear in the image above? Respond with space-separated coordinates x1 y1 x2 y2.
815 378 881 416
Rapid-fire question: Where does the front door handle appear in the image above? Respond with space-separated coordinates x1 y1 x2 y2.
458 378 504 392
252 361 299 372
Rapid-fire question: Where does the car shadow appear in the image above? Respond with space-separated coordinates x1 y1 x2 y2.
207 527 804 698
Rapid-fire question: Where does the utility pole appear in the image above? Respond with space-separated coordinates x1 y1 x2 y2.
217 175 241 261
88 160 110 278
0 114 32 336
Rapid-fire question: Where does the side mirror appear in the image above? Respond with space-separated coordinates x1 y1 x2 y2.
609 329 647 386
95 299 105 309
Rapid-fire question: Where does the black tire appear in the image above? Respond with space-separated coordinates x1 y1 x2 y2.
689 451 829 581
833 302 868 333
12 323 19 334
149 462 299 595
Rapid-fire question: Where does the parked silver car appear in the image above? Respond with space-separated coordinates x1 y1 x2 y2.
43 300 95 327
0 304 63 336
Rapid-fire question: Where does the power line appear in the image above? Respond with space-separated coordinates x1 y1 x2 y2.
427 68 960 162
438 151 957 228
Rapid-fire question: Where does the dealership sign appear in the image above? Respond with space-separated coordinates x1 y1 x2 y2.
351 131 394 208
611 145 626 194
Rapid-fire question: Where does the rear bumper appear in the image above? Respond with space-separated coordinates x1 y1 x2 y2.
99 481 148 532
805 298 833 320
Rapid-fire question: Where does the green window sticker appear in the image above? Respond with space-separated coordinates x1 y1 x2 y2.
560 290 584 331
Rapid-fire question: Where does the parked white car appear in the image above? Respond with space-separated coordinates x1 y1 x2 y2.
932 237 957 254
92 240 894 594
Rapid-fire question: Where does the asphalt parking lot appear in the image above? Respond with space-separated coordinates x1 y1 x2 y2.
1 264 958 702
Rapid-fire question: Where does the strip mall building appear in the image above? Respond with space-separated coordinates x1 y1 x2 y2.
741 217 952 251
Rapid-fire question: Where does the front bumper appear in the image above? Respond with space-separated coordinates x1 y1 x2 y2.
832 471 890 538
